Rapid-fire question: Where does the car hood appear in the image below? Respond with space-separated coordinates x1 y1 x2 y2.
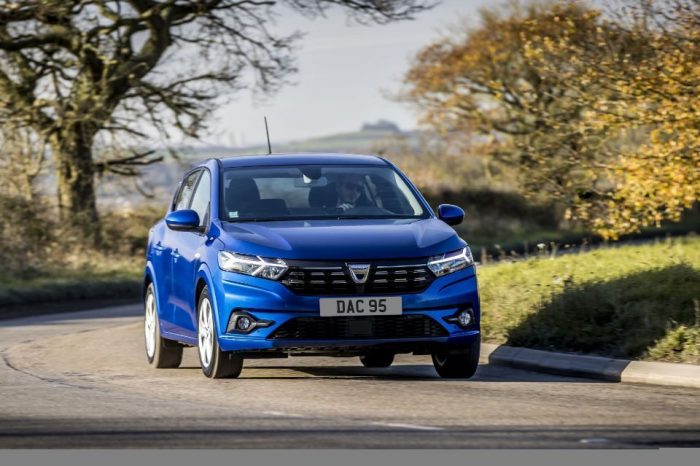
217 218 465 260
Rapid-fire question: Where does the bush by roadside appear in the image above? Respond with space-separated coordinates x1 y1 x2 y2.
422 187 562 240
0 194 152 316
0 261 144 317
478 236 700 364
646 324 700 365
0 195 52 272
100 204 165 256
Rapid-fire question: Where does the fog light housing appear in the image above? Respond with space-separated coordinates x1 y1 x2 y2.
458 310 472 327
226 311 274 334
444 308 475 329
236 316 252 331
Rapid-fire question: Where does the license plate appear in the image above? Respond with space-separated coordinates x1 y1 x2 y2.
319 297 402 317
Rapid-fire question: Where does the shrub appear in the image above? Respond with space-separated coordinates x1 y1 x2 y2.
0 195 52 274
100 204 165 257
646 325 700 365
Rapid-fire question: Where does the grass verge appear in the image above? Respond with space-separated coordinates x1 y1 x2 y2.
0 259 143 316
478 235 700 364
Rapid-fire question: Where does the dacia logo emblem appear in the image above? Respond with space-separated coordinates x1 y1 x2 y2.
347 263 371 284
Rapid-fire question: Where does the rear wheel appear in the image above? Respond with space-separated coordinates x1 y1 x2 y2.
360 351 395 368
197 286 243 379
431 336 480 379
144 284 183 368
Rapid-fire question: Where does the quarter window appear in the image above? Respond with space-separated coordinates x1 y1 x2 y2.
173 171 201 211
189 171 211 227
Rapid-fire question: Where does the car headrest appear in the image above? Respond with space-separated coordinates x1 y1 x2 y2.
309 182 374 209
226 177 260 213
308 183 336 208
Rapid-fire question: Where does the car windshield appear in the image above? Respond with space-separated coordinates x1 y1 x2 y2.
221 164 428 222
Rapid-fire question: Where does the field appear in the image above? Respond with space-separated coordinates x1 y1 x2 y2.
479 236 700 364
0 258 142 310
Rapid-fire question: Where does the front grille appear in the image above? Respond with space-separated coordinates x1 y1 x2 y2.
268 315 448 340
280 262 434 296
370 265 432 293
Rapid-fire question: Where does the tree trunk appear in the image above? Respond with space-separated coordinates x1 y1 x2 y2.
51 127 100 244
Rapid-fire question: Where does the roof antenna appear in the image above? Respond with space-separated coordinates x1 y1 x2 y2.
264 116 272 155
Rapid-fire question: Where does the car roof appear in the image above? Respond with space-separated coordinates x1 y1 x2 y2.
217 153 388 169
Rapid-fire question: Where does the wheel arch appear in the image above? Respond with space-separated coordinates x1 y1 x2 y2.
143 269 153 298
195 276 208 308
194 263 223 331
143 263 162 316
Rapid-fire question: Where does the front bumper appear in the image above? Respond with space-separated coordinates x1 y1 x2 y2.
210 265 480 353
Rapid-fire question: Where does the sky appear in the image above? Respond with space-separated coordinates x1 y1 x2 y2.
200 0 494 147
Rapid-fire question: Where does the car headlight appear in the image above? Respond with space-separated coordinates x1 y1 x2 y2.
218 251 288 280
427 247 473 277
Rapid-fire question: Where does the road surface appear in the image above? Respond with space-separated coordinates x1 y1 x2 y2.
1 305 699 448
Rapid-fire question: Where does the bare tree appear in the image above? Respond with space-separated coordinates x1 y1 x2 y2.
0 0 429 239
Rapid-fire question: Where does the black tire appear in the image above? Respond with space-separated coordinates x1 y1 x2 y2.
360 351 395 368
197 286 243 379
144 284 183 369
431 336 480 379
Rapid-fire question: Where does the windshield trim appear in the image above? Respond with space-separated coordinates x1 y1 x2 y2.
217 163 432 223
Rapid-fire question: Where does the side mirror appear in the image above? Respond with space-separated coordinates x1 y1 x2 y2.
166 209 200 231
437 204 465 226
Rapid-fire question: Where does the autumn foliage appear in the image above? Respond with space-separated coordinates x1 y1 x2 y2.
402 0 699 239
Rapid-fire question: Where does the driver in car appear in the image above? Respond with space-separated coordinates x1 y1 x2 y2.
335 174 365 212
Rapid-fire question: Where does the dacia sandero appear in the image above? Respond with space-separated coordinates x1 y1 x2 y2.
144 154 480 378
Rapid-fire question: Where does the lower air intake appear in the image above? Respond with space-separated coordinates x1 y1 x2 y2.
267 315 448 340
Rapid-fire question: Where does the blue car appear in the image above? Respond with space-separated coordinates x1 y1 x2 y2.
144 154 480 379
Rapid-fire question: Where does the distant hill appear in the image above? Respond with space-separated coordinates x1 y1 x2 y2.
173 126 419 160
361 119 401 133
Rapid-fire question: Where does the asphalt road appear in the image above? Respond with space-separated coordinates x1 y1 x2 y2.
1 305 699 448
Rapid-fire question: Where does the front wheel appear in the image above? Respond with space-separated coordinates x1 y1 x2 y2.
431 336 480 379
144 284 183 368
197 286 243 379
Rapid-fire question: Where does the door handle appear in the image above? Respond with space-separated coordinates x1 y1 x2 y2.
152 241 165 256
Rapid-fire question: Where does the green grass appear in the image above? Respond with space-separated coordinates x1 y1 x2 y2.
478 236 700 364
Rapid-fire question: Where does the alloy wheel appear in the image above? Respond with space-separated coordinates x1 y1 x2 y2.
144 292 157 359
198 297 214 369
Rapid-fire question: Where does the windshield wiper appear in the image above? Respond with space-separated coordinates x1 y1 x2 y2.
229 218 298 223
227 215 330 223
